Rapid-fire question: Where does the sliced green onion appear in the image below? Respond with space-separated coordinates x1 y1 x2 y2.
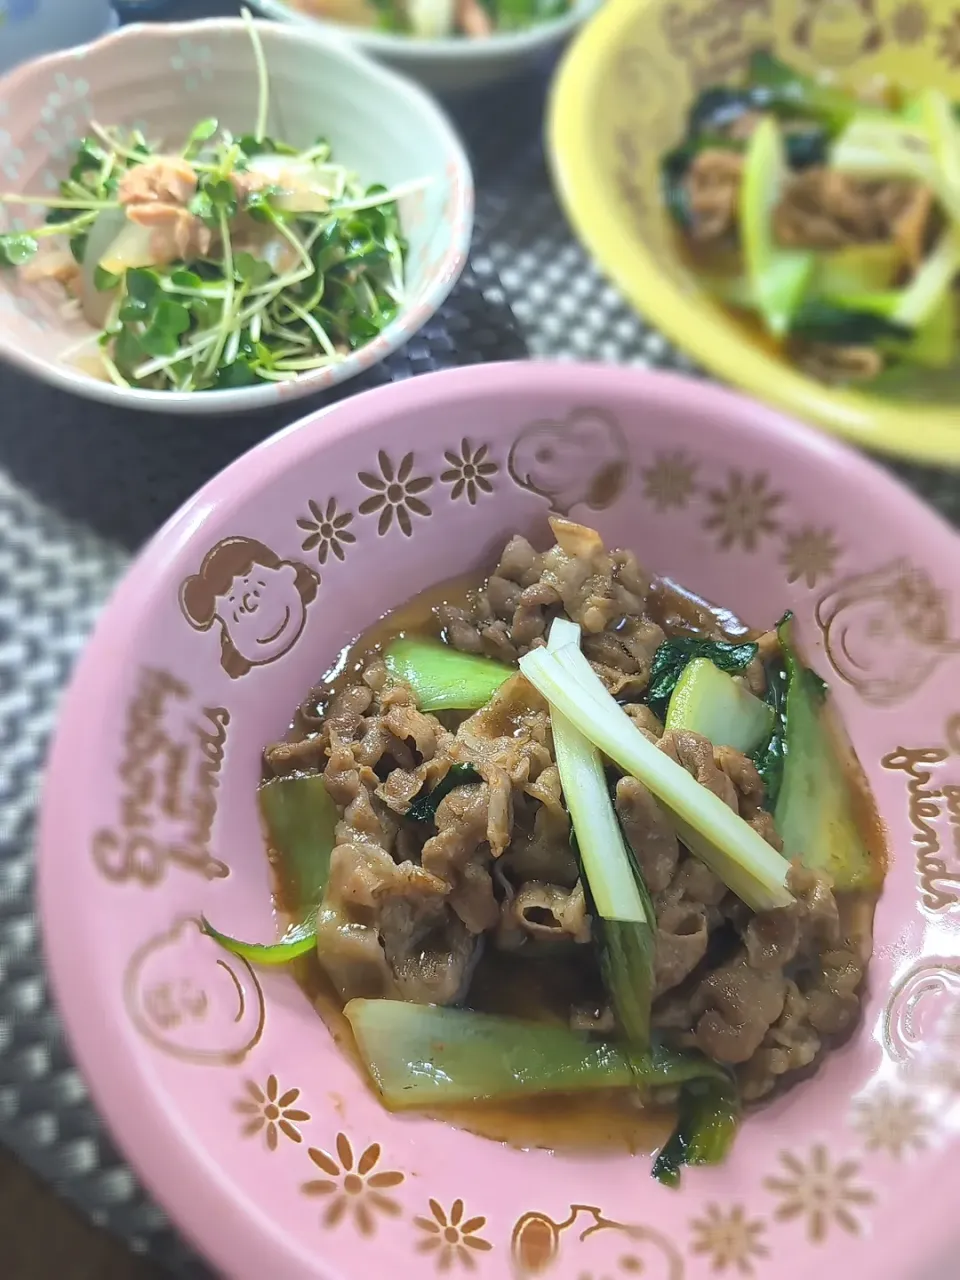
344 999 726 1109
547 618 655 1049
518 645 793 911
383 636 513 712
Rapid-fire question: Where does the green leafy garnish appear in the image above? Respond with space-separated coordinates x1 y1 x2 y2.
93 264 120 292
408 764 483 824
182 117 219 159
645 637 759 722
0 233 38 267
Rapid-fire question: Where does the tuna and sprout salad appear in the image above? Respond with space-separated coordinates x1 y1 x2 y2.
287 0 571 38
206 518 886 1185
664 51 960 389
0 14 421 392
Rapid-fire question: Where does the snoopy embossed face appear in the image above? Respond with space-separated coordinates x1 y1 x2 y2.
817 561 959 704
507 408 629 515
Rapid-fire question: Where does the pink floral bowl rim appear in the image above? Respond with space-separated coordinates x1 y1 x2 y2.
37 362 960 1280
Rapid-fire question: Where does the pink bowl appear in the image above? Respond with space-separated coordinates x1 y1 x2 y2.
39 363 960 1279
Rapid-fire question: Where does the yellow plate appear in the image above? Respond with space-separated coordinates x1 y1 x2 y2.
548 0 960 467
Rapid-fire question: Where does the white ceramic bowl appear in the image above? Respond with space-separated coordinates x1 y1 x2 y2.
249 0 600 94
0 18 473 415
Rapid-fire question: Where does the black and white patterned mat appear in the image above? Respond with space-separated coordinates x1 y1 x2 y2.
1 6 959 1276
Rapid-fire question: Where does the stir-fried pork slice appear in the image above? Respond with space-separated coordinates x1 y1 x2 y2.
317 841 476 1005
508 881 592 944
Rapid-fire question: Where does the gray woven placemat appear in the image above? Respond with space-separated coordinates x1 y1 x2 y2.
1 13 959 1278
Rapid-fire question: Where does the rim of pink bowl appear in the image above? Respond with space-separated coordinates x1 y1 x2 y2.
37 361 960 1280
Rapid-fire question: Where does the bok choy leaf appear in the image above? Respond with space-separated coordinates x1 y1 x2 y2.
201 916 317 966
344 1000 726 1109
407 763 482 823
383 636 513 712
517 644 793 911
652 1076 741 1187
547 618 655 1049
645 636 758 722
202 772 339 964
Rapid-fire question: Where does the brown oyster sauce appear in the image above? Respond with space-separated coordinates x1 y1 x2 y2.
277 568 886 1156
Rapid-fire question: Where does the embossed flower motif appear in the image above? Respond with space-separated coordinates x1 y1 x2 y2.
780 525 841 588
441 439 498 505
234 1075 310 1150
689 1204 768 1274
704 471 783 552
0 104 24 185
171 38 215 92
297 498 356 564
852 1085 932 1159
765 1146 874 1242
358 450 433 537
938 10 960 66
302 1134 403 1235
641 451 699 511
892 1 929 44
415 1198 493 1270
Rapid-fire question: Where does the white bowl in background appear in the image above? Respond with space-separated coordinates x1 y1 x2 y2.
249 0 600 94
0 18 473 415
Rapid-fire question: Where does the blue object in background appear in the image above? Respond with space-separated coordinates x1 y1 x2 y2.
0 0 118 74
4 0 41 22
113 0 172 13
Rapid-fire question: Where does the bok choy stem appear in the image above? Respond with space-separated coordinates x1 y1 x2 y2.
518 644 793 912
547 618 655 1049
344 999 726 1109
383 637 513 711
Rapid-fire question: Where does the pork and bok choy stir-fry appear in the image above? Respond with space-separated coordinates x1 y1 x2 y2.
664 50 960 387
0 13 418 391
288 0 571 39
206 518 885 1185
